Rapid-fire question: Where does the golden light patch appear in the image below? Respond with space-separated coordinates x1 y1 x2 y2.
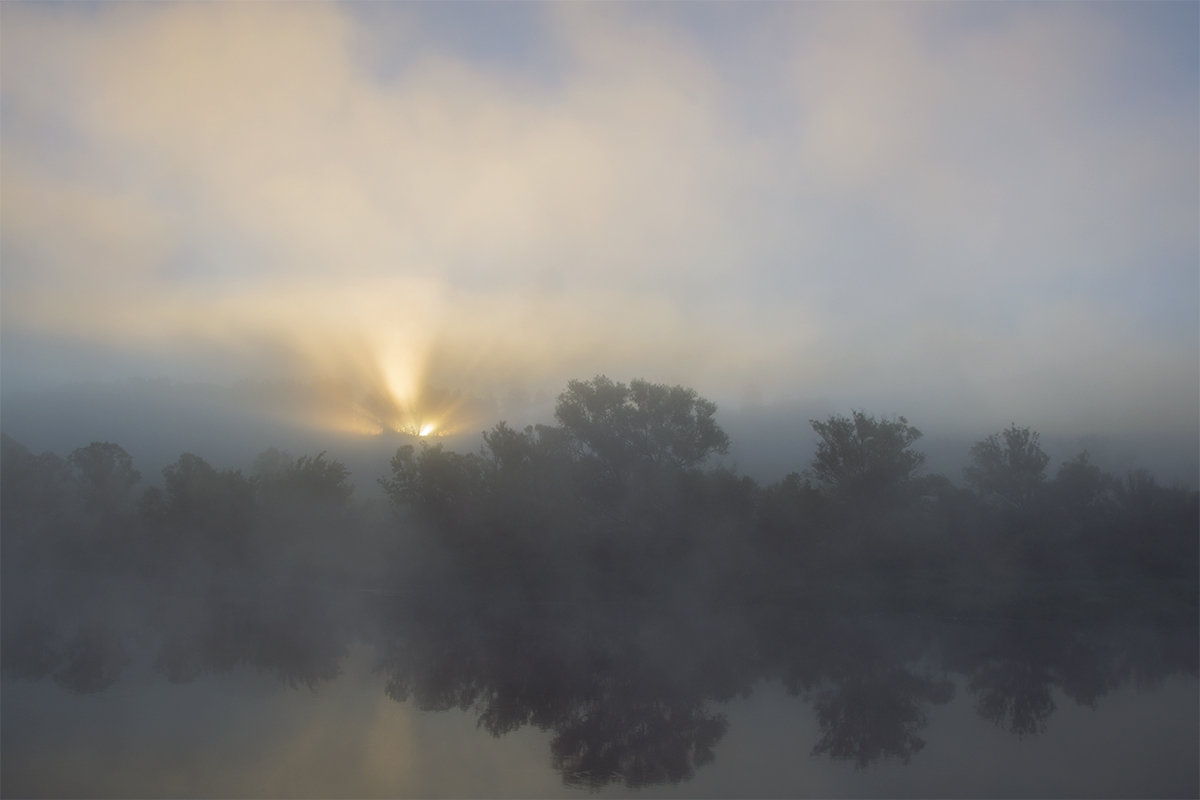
327 413 387 437
319 371 472 440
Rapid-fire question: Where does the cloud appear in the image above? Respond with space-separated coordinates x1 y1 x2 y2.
1 2 1195 441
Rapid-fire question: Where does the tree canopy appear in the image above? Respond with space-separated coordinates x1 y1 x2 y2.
554 376 729 472
67 442 141 517
808 411 925 503
964 424 1049 510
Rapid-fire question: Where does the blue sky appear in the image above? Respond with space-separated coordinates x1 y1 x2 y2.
2 1 1196 443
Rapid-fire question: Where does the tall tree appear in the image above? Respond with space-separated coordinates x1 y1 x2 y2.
67 442 141 517
554 376 729 472
808 411 924 503
964 425 1049 510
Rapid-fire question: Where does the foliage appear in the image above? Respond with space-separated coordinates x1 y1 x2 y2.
381 442 487 532
160 453 255 531
255 448 352 506
1 376 1197 789
964 425 1049 510
1 434 73 527
67 442 141 517
555 376 729 472
808 411 925 503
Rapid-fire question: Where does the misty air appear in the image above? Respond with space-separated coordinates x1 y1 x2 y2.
2 2 1197 798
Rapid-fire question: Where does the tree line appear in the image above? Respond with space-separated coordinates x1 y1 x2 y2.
2 376 1196 786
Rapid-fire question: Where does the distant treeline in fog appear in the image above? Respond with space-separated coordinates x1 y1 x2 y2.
3 376 1196 787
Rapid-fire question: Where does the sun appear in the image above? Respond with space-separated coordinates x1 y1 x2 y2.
418 422 437 437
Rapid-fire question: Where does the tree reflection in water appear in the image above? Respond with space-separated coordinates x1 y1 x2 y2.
810 666 954 768
2 378 1197 790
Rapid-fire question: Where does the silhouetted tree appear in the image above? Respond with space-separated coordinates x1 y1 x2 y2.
555 376 729 474
67 441 141 518
808 411 924 504
381 443 486 528
255 448 352 507
252 447 358 574
1106 471 1199 598
965 425 1049 510
1053 451 1112 510
479 421 578 536
160 453 256 538
1 435 74 535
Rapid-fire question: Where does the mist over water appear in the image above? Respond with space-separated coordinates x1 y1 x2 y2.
3 377 1197 498
2 376 1197 797
2 1 1197 797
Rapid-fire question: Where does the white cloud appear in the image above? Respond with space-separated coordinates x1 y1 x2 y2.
1 2 1194 440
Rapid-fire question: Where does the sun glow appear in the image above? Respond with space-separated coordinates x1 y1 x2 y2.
293 334 489 439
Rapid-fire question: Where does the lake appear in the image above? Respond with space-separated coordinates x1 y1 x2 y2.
4 618 1196 798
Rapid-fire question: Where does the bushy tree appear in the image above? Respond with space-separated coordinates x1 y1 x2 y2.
964 425 1049 510
480 422 577 534
68 442 141 517
381 443 488 535
1 435 73 530
158 453 256 543
254 448 352 507
808 411 924 503
555 376 729 472
1053 451 1111 510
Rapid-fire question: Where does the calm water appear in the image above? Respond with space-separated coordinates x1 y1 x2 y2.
4 631 1196 798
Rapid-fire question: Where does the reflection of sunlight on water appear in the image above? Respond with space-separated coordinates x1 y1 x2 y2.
1 644 564 798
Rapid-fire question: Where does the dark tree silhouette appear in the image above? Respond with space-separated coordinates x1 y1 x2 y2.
381 443 486 529
965 424 1049 510
555 376 729 472
1 434 74 533
67 441 141 518
255 448 352 507
809 411 924 504
158 452 256 538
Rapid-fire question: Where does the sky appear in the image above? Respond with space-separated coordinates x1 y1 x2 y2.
1 2 1197 471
